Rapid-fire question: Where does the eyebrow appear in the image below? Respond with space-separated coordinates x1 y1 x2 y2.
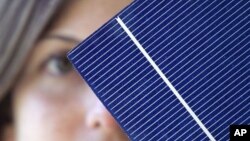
44 34 81 44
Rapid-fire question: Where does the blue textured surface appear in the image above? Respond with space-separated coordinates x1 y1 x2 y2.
68 0 250 140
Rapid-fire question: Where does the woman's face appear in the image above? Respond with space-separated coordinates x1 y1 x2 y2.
11 0 131 141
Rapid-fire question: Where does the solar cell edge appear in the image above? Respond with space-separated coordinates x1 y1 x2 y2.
67 0 138 58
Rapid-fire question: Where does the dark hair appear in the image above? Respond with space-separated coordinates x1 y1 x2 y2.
0 93 12 138
0 0 65 138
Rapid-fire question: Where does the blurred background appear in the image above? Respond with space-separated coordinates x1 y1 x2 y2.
0 0 132 141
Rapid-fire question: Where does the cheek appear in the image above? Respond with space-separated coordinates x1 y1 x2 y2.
13 80 86 139
13 74 128 141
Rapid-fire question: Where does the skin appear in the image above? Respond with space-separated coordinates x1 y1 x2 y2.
6 0 132 141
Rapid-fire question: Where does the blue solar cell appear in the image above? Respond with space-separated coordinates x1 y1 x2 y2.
68 0 250 140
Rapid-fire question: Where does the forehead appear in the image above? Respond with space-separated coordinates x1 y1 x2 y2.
46 0 132 41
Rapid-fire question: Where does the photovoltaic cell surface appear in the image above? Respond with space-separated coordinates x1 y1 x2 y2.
68 0 250 140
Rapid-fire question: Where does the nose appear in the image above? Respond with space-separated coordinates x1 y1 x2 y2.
85 100 109 129
86 111 101 128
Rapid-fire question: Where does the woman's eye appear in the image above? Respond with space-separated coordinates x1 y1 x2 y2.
44 55 73 75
